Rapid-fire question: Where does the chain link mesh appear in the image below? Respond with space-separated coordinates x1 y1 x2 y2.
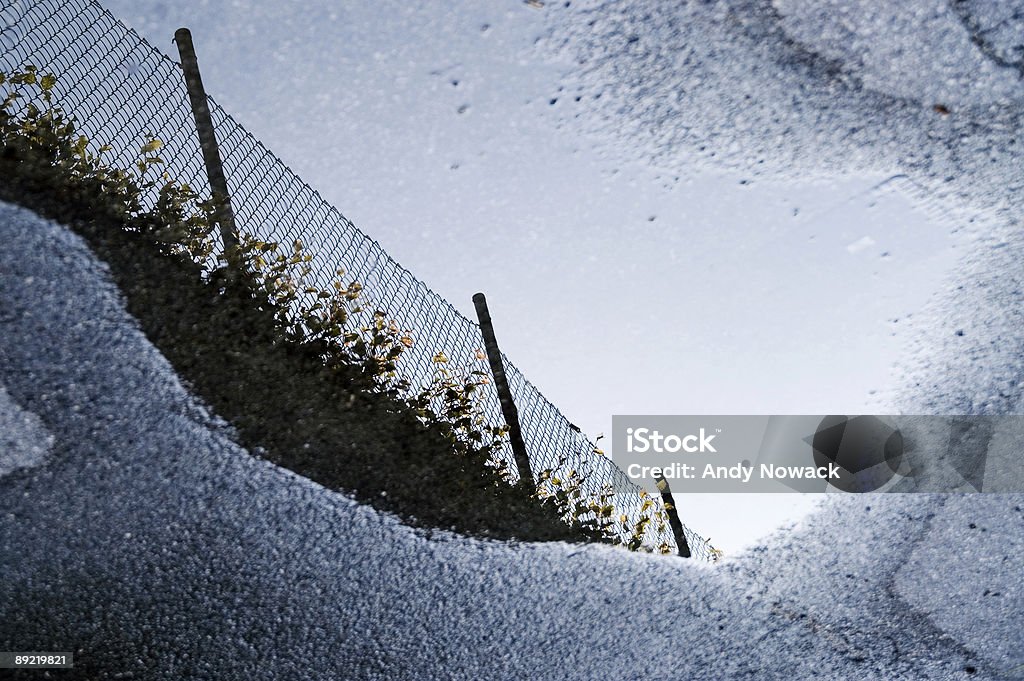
0 0 718 560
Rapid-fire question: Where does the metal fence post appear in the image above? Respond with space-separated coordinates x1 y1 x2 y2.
174 27 239 255
473 293 534 483
655 475 692 558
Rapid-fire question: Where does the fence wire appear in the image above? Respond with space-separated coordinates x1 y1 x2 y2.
0 0 717 560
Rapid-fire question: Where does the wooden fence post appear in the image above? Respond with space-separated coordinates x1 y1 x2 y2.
473 293 534 483
174 27 239 256
655 475 692 558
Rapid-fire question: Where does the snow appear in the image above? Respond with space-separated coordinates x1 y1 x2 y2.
897 497 1024 675
0 382 53 477
1 201 1021 677
773 0 1024 107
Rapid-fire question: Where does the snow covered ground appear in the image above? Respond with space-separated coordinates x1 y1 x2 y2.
1 201 1022 678
0 382 53 477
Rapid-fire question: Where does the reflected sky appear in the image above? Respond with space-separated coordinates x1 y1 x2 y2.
101 0 973 555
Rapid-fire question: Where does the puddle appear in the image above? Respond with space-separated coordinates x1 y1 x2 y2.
93 0 1003 554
